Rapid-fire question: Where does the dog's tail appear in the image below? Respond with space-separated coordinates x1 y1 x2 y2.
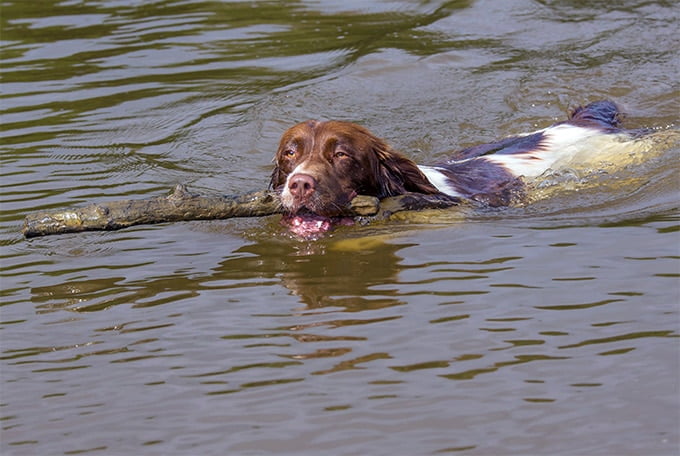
568 100 623 130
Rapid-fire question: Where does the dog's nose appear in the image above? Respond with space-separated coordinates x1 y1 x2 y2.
288 173 317 199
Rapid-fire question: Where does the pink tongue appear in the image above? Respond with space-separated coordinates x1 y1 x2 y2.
288 215 332 237
282 214 354 238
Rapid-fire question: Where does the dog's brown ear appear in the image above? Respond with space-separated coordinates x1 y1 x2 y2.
269 163 285 190
371 139 440 198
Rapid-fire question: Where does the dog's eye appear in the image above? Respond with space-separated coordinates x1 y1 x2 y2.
334 151 349 159
283 149 295 158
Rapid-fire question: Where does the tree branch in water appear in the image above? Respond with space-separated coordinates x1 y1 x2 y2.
22 184 459 238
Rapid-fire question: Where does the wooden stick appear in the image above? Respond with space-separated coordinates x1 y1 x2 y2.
22 184 459 238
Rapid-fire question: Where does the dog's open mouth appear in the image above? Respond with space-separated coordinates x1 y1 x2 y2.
281 213 354 238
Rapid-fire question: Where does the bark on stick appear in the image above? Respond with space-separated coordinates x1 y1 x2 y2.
22 184 458 238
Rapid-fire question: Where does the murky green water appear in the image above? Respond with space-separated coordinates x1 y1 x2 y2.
1 1 679 455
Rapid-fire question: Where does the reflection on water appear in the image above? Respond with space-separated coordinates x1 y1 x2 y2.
1 0 679 455
229 239 411 310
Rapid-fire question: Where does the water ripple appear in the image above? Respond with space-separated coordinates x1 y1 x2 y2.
2 1 679 455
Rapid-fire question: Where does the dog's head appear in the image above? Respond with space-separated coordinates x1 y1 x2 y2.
270 120 438 217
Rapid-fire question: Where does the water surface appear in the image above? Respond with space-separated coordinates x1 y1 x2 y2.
1 0 679 455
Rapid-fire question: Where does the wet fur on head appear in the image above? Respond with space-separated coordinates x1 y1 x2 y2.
270 121 439 211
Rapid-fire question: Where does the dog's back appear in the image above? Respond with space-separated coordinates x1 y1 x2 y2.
419 101 667 206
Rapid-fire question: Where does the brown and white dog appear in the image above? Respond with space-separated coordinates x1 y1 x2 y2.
270 101 646 237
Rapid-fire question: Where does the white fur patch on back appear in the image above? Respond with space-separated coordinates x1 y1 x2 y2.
418 165 463 197
483 124 634 178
